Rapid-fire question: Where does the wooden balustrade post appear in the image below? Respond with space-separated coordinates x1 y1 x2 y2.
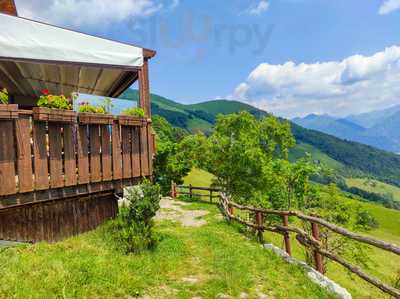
256 211 264 243
282 215 292 256
311 222 324 274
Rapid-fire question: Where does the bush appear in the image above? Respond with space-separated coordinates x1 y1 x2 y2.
122 107 145 117
111 180 161 254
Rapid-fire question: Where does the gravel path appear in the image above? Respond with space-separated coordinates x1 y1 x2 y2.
155 197 209 227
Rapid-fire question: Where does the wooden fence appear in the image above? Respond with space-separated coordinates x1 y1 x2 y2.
0 109 155 209
173 183 400 298
171 182 220 203
0 109 155 242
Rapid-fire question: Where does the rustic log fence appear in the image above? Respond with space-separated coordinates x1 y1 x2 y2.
171 182 221 203
173 183 400 298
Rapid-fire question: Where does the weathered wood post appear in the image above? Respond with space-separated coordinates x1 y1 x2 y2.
210 190 213 203
189 184 193 200
228 204 234 217
171 181 175 199
311 221 324 273
256 211 264 243
282 214 292 256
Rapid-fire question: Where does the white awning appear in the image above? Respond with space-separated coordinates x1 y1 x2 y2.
0 13 154 106
0 13 144 68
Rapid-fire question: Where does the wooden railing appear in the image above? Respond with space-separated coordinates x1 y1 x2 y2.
171 182 220 203
0 109 155 209
173 183 400 298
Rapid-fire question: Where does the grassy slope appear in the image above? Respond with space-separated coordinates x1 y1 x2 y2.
346 178 400 203
0 204 333 299
125 89 400 187
289 142 345 171
184 169 400 299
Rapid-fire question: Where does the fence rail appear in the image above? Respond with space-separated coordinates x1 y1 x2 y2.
173 183 400 298
0 109 156 209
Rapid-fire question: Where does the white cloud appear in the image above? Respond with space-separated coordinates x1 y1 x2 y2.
247 0 270 16
15 0 178 28
229 46 400 118
379 0 400 15
170 0 179 9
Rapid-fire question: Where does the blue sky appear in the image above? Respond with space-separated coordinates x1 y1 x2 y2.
16 0 400 118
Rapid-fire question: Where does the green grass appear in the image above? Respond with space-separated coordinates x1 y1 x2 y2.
184 168 400 299
289 142 344 171
346 178 400 203
0 202 334 299
184 168 215 187
262 194 400 299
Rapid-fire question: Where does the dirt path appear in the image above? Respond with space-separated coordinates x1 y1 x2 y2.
155 197 209 227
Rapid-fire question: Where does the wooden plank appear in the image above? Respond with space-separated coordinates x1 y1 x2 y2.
140 126 149 176
101 125 112 181
112 122 122 180
131 127 141 177
33 122 48 190
147 125 153 175
89 125 102 182
121 126 132 179
48 124 64 188
15 115 34 193
64 124 77 186
77 125 89 184
0 120 16 196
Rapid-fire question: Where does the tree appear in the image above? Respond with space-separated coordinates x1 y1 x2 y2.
152 116 202 195
198 111 315 209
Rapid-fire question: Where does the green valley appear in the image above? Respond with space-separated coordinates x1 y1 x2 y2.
120 89 400 205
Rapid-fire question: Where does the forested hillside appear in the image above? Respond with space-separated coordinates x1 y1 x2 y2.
120 89 400 187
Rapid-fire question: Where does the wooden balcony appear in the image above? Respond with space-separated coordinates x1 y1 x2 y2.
0 109 155 242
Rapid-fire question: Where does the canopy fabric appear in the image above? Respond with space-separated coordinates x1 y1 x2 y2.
0 13 149 106
0 13 144 68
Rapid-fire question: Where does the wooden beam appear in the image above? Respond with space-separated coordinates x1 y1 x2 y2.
0 0 17 16
138 59 151 118
143 48 156 59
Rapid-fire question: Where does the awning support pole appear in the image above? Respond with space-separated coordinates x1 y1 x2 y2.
138 58 151 118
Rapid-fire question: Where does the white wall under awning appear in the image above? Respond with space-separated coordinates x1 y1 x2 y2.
0 13 143 68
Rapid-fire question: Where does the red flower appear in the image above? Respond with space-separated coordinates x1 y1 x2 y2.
41 89 49 96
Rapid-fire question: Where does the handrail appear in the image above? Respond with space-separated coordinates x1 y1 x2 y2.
173 183 400 298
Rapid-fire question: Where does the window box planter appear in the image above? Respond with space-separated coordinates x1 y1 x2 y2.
78 113 114 125
33 107 77 123
0 104 18 120
118 115 146 127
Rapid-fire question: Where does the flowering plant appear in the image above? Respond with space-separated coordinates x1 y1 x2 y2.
121 107 145 117
0 88 9 104
78 98 114 114
37 89 72 110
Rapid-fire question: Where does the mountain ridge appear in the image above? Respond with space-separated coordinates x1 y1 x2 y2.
119 89 400 187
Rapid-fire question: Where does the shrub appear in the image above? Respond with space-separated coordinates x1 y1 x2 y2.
122 107 145 117
37 89 72 110
0 88 8 104
111 180 161 254
355 210 379 230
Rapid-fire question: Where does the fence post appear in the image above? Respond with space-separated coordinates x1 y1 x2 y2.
210 190 213 203
282 215 292 256
171 181 175 199
228 204 234 217
311 222 324 274
189 184 193 200
256 211 264 243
